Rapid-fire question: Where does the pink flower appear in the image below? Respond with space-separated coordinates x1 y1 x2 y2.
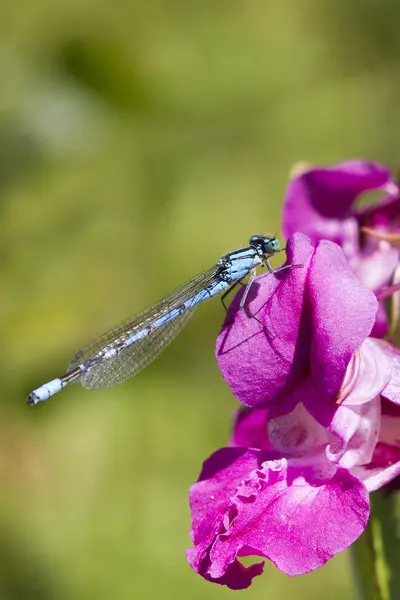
187 234 400 588
282 161 400 336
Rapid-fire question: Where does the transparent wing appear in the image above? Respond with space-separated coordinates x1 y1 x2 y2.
66 265 220 389
80 305 196 388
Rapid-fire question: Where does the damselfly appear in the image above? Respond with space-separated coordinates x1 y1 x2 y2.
27 235 287 405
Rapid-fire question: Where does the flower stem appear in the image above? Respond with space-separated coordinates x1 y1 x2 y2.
351 491 400 600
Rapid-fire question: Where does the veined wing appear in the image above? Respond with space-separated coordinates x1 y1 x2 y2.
81 304 196 388
66 265 221 389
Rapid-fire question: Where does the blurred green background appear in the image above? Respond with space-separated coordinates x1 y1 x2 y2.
1 0 399 598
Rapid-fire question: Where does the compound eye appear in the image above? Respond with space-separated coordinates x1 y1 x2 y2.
267 238 280 253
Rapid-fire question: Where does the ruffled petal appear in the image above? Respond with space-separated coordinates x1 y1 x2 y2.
189 448 258 549
188 448 369 586
187 447 270 588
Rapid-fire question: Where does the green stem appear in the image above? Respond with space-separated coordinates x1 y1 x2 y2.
351 490 400 600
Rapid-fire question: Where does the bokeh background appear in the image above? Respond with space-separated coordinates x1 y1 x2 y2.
1 0 400 598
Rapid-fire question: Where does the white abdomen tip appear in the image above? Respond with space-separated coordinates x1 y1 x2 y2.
26 378 63 405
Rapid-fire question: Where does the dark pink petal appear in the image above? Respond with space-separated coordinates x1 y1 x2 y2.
377 279 400 302
358 191 400 229
308 240 377 397
370 302 388 338
188 448 369 585
216 233 314 408
231 408 274 451
283 161 392 245
186 544 264 590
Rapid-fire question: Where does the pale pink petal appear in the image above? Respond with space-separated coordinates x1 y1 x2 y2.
380 341 400 405
337 338 392 406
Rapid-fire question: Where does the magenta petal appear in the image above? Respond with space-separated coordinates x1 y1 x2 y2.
188 448 259 550
216 233 314 408
371 302 389 339
283 161 392 244
186 548 264 590
358 192 400 228
231 408 274 451
308 240 378 397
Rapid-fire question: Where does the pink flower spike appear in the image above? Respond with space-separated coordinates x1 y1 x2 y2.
189 225 400 587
